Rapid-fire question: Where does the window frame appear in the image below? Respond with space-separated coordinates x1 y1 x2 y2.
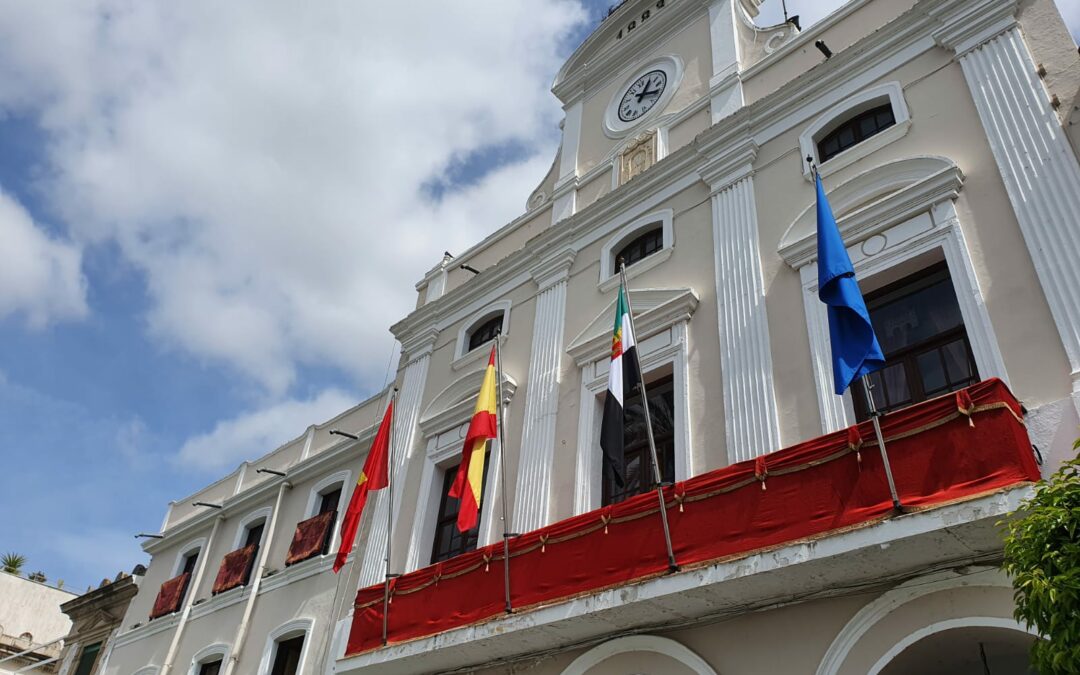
187 644 230 675
429 455 490 564
798 81 911 181
452 300 512 367
304 470 351 557
598 209 674 292
231 507 273 552
257 619 314 675
816 104 896 163
601 374 677 506
170 538 206 579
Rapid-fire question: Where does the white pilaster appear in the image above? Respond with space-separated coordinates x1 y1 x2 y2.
512 248 576 533
702 141 781 462
358 330 436 586
707 0 745 123
552 97 584 225
941 19 1080 402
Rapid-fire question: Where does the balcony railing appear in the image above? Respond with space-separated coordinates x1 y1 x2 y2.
346 378 1038 656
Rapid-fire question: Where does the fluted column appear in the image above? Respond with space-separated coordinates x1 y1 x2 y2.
358 329 435 586
939 15 1080 400
702 140 781 462
512 248 576 533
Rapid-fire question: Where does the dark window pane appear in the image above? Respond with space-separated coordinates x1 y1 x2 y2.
468 316 503 352
603 375 676 506
853 263 980 420
430 455 489 564
245 522 264 548
270 635 305 675
199 660 223 675
319 488 341 515
73 643 102 675
615 226 664 270
182 552 199 575
817 104 897 162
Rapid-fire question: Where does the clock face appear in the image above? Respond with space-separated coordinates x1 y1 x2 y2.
618 70 667 123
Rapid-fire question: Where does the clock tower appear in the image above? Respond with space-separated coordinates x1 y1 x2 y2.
531 0 795 222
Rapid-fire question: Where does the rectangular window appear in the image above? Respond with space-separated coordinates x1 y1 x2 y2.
602 375 676 506
853 263 979 419
430 456 489 564
317 487 342 554
72 642 102 675
270 635 305 675
198 660 223 675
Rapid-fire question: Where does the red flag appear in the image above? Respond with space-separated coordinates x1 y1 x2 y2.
333 399 393 573
449 346 498 532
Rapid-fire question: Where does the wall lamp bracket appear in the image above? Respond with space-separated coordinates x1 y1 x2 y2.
193 501 223 509
330 429 360 441
460 264 481 275
135 533 164 539
815 40 833 59
255 468 287 477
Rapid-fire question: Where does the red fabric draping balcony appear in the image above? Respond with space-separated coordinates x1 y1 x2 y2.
285 511 336 566
149 572 190 620
346 379 1039 655
211 544 257 595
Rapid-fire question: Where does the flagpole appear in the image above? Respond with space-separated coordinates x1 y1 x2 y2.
619 263 679 573
382 388 400 645
494 332 516 613
859 377 902 511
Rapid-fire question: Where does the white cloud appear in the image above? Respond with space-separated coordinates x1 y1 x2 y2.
177 389 358 471
0 1 586 394
0 186 87 327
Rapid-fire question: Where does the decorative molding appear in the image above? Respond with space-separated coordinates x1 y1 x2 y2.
698 138 757 192
530 247 577 290
930 0 1017 56
950 26 1080 396
603 56 685 140
619 130 659 186
560 635 717 675
779 156 965 269
187 643 230 675
513 270 570 533
399 327 439 363
798 81 911 181
567 288 699 367
170 538 207 578
452 300 511 364
598 208 674 290
711 173 781 462
869 617 1036 675
257 618 315 675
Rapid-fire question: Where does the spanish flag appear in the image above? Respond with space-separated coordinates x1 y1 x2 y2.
333 399 393 573
449 345 498 532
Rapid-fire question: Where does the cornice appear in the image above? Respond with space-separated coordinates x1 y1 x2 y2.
929 0 1017 56
529 247 577 289
698 138 758 192
398 326 439 362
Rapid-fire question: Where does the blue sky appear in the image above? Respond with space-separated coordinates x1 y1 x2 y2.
0 0 1076 593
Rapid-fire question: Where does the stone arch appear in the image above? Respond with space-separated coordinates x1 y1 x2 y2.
868 617 1037 674
560 635 718 675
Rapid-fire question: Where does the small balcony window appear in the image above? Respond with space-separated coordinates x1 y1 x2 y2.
602 375 676 506
817 104 896 163
853 263 979 420
430 457 488 564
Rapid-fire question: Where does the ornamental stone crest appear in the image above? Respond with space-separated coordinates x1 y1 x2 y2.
619 130 657 186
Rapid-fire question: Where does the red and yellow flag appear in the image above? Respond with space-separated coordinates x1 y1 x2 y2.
333 399 393 573
449 345 498 532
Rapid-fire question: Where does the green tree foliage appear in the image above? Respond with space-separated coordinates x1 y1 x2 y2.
1003 438 1080 674
1 552 26 575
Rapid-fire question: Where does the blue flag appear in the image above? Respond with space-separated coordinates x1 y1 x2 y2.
815 172 885 395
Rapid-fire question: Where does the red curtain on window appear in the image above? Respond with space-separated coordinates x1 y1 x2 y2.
346 379 1039 655
149 572 190 619
211 544 258 595
285 511 335 566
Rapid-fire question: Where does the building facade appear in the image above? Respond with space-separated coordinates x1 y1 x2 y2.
0 572 76 674
54 567 144 675
102 0 1080 673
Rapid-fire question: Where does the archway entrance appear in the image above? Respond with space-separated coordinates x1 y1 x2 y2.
878 626 1037 674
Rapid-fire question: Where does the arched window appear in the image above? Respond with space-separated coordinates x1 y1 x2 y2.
817 104 896 162
467 315 503 352
614 226 664 270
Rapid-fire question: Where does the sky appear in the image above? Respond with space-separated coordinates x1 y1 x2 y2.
0 0 1077 594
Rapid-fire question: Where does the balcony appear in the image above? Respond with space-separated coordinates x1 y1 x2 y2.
337 379 1039 674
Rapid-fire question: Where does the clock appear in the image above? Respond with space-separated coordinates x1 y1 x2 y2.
617 69 668 122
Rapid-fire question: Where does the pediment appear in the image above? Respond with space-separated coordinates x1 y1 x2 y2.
419 363 518 436
566 287 698 367
778 156 963 269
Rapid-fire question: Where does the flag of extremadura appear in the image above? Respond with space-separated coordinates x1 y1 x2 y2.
600 284 641 489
